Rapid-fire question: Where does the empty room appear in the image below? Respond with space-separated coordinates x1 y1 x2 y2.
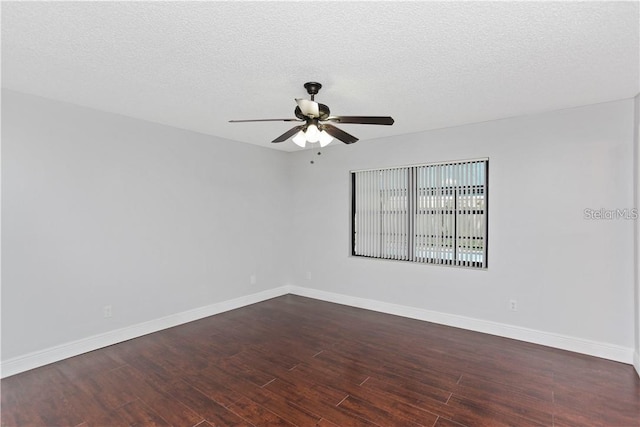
2 1 639 426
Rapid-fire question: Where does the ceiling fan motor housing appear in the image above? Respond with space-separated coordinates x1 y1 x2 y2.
294 104 330 120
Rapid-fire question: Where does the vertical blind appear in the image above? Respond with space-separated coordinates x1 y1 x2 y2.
352 159 488 268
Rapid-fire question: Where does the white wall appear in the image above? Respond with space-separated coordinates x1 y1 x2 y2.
290 99 636 352
1 90 291 360
2 90 637 371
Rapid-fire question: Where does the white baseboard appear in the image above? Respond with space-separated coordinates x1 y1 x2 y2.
289 286 635 365
0 286 293 378
2 284 635 378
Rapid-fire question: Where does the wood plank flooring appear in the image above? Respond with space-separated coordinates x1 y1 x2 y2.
2 295 639 426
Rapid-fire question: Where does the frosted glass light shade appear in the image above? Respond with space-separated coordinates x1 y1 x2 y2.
318 130 333 147
292 130 306 147
305 124 320 142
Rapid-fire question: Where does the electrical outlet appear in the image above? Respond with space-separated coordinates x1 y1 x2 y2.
509 299 518 312
103 305 112 318
306 271 312 281
250 274 257 285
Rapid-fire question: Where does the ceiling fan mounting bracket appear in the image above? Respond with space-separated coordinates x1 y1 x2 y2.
304 82 322 100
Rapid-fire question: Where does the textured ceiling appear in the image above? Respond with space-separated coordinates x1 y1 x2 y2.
2 1 639 152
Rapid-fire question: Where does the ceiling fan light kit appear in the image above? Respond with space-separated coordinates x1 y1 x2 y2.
229 82 394 148
291 118 334 148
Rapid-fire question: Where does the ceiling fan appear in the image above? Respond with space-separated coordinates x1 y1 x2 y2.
229 82 394 147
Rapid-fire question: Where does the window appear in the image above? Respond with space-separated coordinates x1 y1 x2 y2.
351 159 488 268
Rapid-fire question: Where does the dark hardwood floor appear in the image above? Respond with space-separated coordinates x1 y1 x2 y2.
2 295 639 426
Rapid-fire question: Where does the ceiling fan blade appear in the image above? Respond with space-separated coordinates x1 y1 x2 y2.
272 125 305 143
295 98 320 118
322 124 359 144
229 118 302 123
326 116 394 125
